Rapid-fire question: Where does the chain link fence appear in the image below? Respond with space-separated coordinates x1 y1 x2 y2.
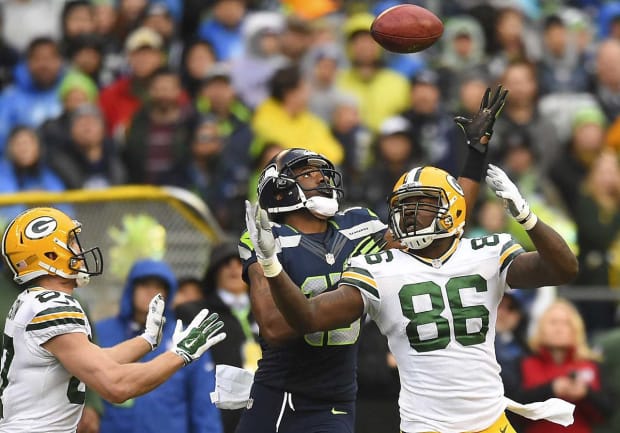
0 186 226 321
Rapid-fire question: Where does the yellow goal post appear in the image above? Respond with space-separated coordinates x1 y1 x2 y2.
0 186 227 321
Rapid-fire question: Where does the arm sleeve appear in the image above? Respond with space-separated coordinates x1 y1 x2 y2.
339 260 380 318
497 233 526 290
188 350 223 433
26 303 89 347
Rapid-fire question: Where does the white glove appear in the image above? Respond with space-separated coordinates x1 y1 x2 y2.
171 309 227 365
485 164 538 230
140 294 166 350
244 200 282 277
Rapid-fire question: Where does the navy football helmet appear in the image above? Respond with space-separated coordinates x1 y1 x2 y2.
257 148 343 218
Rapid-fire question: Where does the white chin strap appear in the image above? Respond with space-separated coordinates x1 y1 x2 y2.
305 195 339 219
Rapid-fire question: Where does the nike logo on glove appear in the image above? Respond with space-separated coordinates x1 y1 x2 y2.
331 408 348 415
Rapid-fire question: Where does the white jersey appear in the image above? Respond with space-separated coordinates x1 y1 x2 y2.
340 234 525 433
0 288 91 433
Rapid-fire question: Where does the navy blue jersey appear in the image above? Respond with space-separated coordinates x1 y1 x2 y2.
239 207 387 402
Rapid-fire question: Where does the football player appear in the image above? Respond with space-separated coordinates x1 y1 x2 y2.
0 207 226 433
237 88 508 433
247 164 578 433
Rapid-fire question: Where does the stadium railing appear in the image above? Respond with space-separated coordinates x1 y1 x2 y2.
0 186 226 320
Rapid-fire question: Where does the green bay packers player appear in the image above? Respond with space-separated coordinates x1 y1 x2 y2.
246 164 579 433
0 207 226 433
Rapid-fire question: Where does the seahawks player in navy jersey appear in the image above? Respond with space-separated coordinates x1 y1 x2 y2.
236 87 508 433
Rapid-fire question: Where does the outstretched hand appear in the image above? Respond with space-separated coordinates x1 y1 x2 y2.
485 164 536 230
244 200 282 277
171 309 226 365
454 85 509 153
141 294 166 350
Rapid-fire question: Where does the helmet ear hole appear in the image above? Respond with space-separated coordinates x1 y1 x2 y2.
44 252 58 260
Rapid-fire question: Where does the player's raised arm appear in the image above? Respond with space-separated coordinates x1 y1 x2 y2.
44 309 225 404
102 294 166 363
455 85 509 220
245 201 363 333
485 164 579 288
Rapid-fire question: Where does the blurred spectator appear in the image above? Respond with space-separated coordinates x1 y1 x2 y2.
60 0 96 57
198 0 246 61
173 276 205 309
170 116 247 232
330 93 372 194
0 11 18 91
495 291 530 432
113 0 149 43
491 61 560 172
252 64 343 164
468 200 509 239
0 37 65 155
124 67 193 184
549 107 607 216
48 104 127 189
590 39 620 122
231 11 287 108
280 15 314 64
96 259 223 433
99 27 165 138
196 63 254 188
336 13 410 132
196 63 252 137
176 242 259 433
355 319 400 433
66 34 105 87
487 7 541 79
1 0 64 52
143 2 184 69
516 299 611 433
180 0 217 44
306 43 344 122
596 2 620 40
180 39 217 96
572 151 620 334
593 327 620 433
0 127 66 222
538 14 589 95
39 70 99 152
401 69 461 173
350 116 419 222
436 16 489 109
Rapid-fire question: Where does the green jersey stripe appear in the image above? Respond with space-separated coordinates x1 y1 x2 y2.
340 276 380 299
499 248 526 273
500 239 518 255
35 306 83 317
26 317 86 331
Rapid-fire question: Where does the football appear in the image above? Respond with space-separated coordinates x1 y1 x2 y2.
370 4 444 53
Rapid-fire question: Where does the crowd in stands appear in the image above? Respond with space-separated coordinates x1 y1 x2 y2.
2 0 620 432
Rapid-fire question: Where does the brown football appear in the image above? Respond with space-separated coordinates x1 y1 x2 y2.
370 4 444 53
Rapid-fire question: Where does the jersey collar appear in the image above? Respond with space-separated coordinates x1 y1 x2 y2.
405 237 461 268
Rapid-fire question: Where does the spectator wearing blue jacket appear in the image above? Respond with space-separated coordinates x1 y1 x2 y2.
198 0 246 61
96 259 223 433
0 126 66 225
0 37 65 156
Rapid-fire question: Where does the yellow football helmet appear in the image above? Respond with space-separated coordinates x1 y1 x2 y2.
388 166 466 250
1 207 103 286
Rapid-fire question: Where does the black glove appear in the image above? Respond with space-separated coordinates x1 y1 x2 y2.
454 85 509 154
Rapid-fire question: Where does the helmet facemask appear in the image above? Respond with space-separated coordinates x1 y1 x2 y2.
258 149 343 219
388 186 455 250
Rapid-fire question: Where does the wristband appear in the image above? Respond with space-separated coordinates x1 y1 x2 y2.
519 212 538 231
460 148 487 181
140 333 157 350
258 256 283 278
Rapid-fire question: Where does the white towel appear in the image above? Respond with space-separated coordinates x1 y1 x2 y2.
504 397 575 427
210 365 255 410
